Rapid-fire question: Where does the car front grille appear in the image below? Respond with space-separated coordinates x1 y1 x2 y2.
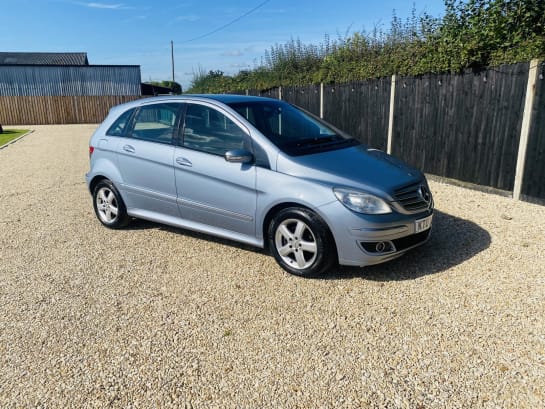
394 183 432 212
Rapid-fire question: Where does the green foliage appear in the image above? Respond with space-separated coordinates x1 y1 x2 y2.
147 80 182 94
188 67 236 93
186 0 545 93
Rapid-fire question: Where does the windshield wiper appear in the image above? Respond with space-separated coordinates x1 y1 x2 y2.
293 135 341 147
280 137 358 156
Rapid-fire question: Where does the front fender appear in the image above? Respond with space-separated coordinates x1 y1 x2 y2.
255 167 337 240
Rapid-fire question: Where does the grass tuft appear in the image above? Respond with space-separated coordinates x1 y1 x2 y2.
0 129 30 146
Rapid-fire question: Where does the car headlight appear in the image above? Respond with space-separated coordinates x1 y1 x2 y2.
333 188 392 214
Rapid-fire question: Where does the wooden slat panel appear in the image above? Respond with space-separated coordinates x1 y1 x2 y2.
261 88 280 99
323 80 390 150
282 85 321 116
392 63 529 191
0 95 141 125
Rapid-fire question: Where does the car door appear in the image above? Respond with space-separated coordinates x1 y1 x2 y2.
174 102 257 237
115 102 182 218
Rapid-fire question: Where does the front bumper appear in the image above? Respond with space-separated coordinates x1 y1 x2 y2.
317 200 433 267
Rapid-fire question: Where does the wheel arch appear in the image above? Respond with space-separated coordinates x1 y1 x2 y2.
262 202 337 254
89 175 108 194
87 155 124 194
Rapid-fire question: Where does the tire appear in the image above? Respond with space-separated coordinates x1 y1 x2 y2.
92 180 130 229
268 207 336 277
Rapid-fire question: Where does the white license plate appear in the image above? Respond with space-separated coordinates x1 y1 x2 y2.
415 215 433 233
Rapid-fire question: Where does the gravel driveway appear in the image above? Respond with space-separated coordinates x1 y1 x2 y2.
1 125 544 408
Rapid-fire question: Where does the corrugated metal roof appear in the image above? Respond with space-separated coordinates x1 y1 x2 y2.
0 65 142 96
0 52 89 65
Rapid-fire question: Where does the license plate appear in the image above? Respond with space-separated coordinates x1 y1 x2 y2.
415 215 433 233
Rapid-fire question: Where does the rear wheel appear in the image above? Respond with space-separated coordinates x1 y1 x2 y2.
268 207 336 277
92 180 129 229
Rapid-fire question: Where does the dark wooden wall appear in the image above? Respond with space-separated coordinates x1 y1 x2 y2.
392 63 529 192
251 88 280 99
323 81 390 151
225 62 545 203
282 85 321 116
242 63 542 201
522 63 545 202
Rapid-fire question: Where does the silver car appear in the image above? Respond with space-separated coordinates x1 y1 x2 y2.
86 95 433 277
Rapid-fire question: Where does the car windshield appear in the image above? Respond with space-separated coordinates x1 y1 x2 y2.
227 100 359 155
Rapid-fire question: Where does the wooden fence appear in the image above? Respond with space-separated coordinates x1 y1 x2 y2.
1 62 543 203
0 95 140 125
238 60 545 204
392 63 528 192
323 81 391 151
521 63 545 203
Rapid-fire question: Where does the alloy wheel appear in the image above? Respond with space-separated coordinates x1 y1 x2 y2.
274 218 318 270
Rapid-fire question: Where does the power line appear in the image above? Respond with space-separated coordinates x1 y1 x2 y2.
180 0 271 43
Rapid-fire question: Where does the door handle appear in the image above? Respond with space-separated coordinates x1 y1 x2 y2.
123 144 135 153
176 157 192 167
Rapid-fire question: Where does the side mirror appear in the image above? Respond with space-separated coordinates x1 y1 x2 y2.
224 149 254 164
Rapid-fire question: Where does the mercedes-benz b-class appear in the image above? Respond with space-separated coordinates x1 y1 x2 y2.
86 95 433 277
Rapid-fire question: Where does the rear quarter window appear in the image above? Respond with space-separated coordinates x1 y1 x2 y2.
106 108 135 137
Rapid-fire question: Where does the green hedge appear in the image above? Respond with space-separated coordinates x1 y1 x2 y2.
187 0 545 93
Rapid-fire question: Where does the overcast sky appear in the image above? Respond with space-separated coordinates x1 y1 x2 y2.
1 0 447 89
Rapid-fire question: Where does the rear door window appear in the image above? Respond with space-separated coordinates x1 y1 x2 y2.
182 103 248 155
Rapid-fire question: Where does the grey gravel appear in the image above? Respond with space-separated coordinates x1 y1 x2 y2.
1 124 544 408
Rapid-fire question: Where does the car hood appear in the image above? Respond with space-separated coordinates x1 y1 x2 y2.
276 145 424 200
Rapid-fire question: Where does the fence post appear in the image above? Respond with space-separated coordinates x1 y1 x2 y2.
320 83 324 118
513 59 540 201
245 89 249 96
279 86 282 101
387 74 396 155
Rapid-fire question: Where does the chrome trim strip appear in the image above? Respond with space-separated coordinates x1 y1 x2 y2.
177 198 254 222
350 225 409 238
119 183 178 203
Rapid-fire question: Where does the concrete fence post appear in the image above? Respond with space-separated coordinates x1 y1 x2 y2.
320 83 324 119
387 74 397 155
279 86 282 101
513 59 540 201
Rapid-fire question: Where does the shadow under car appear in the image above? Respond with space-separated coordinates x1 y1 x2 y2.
323 209 491 281
125 209 490 281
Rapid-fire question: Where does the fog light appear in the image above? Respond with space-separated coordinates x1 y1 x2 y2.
360 241 395 254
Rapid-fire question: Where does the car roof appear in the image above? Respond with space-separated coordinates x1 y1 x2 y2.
106 94 284 126
107 94 283 119
128 94 277 106
186 94 275 104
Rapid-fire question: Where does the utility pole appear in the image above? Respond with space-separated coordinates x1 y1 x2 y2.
170 40 175 85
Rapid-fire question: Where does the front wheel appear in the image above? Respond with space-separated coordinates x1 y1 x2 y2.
268 207 336 277
92 180 129 229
